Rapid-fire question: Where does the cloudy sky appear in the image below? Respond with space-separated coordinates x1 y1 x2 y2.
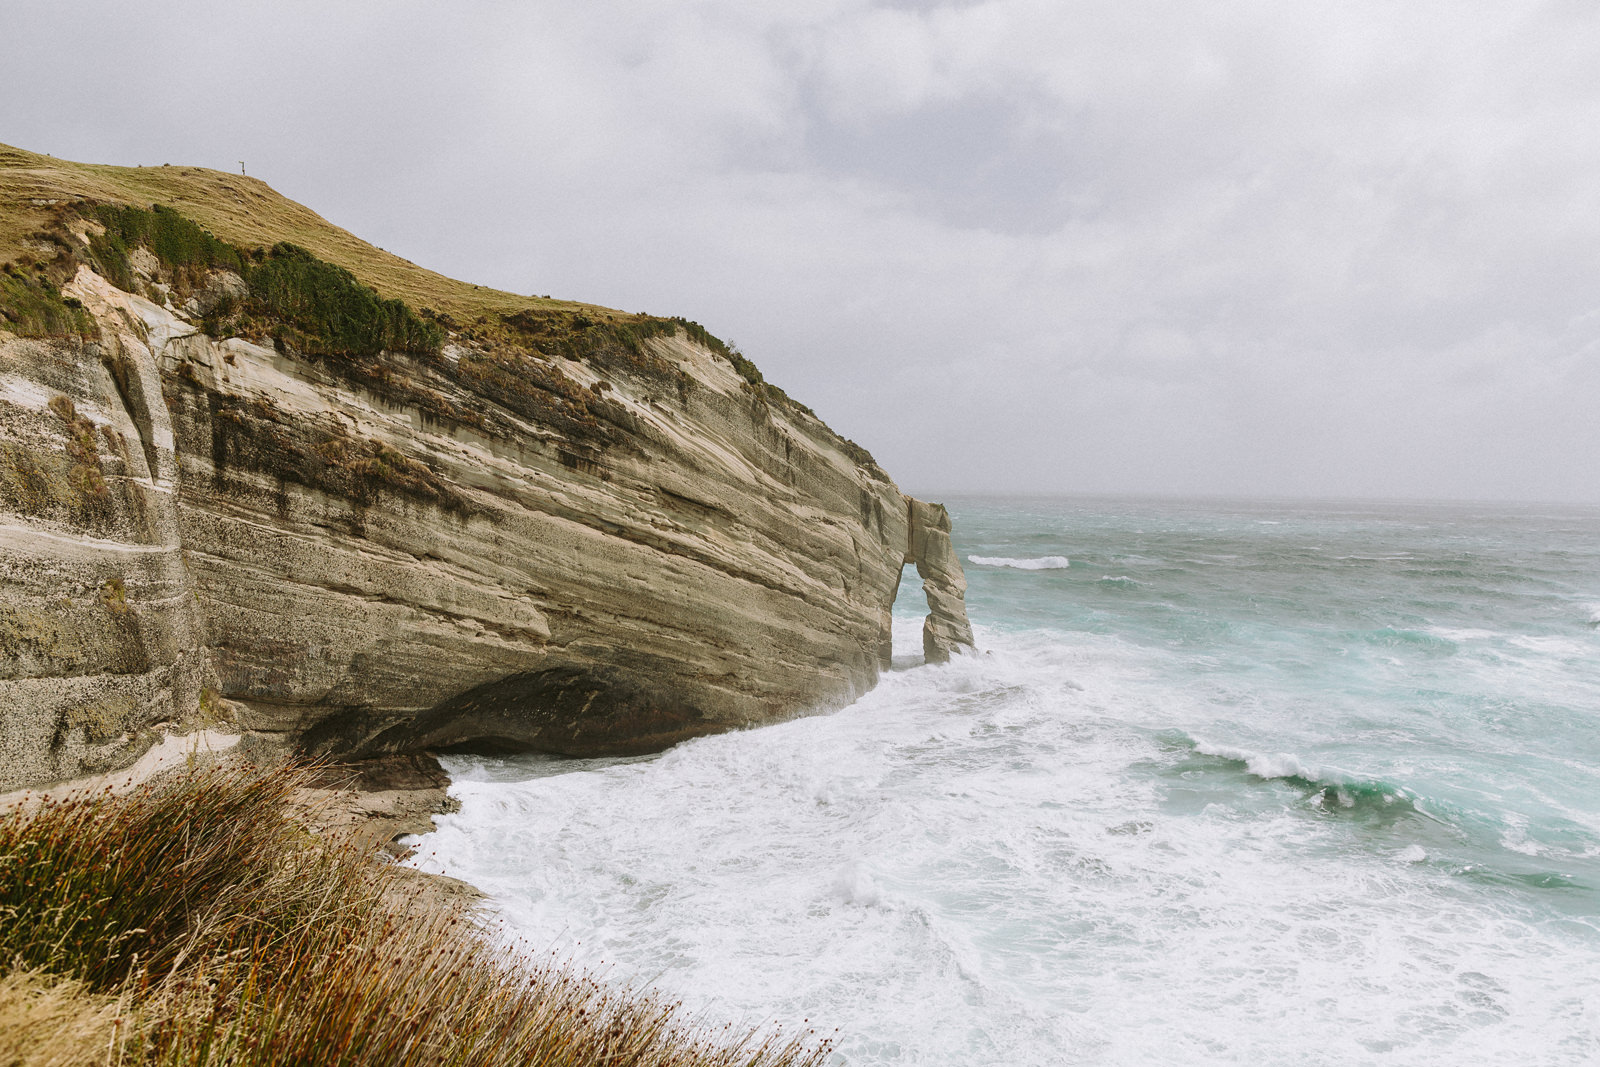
4 1 1598 501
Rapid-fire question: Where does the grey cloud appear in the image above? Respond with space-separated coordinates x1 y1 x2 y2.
3 0 1598 501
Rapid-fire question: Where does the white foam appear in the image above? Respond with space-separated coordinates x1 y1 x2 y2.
967 554 1071 570
1421 626 1500 642
833 862 884 907
1498 814 1547 857
407 600 1600 1067
1193 739 1315 781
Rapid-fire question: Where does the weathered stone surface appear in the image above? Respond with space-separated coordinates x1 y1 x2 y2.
907 498 976 663
0 260 974 793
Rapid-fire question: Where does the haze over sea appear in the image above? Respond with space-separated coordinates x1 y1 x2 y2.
407 496 1600 1065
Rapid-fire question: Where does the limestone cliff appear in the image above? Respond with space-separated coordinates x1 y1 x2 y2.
0 146 973 794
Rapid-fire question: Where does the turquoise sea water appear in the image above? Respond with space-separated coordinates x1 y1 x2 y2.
408 497 1600 1065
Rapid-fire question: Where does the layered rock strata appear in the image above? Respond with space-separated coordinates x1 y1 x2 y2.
0 239 972 793
907 499 975 663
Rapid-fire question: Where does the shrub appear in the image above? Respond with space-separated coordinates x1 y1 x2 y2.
249 242 442 358
88 202 245 292
83 206 441 360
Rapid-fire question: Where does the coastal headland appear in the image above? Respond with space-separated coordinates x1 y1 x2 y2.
0 142 973 806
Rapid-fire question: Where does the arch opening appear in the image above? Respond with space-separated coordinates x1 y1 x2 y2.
888 563 932 669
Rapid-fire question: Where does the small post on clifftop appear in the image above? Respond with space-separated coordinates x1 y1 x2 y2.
238 161 246 176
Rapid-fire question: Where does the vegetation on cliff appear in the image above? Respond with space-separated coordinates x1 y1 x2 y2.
0 764 831 1066
0 261 95 338
0 144 855 440
84 202 444 359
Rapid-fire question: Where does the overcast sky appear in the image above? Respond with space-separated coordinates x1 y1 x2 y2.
4 1 1598 502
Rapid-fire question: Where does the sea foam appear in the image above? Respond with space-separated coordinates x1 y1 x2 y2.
408 496 1600 1067
967 554 1070 570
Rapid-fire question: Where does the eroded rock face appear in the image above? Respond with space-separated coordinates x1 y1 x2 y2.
907 499 976 664
0 266 974 792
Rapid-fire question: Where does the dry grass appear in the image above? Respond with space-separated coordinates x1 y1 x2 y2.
0 972 124 1067
0 142 617 327
0 764 832 1067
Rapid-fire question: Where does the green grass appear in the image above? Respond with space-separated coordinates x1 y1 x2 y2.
0 263 95 338
0 764 833 1066
0 142 602 327
0 145 773 384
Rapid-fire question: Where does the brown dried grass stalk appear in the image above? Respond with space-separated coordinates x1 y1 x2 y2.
0 971 126 1067
0 765 831 1067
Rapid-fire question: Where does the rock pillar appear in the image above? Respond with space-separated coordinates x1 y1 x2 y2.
906 498 975 663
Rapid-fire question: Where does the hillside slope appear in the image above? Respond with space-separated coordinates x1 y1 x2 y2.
0 145 972 793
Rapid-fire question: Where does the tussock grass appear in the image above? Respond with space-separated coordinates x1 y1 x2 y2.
0 765 832 1067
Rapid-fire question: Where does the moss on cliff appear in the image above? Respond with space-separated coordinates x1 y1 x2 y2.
46 395 108 499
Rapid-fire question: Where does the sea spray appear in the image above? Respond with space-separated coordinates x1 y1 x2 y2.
409 496 1600 1066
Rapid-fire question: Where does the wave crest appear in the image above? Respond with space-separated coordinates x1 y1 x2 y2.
1191 739 1426 816
967 555 1070 570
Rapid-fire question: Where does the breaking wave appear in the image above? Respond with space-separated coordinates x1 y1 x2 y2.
409 496 1600 1066
967 555 1070 570
1190 738 1430 816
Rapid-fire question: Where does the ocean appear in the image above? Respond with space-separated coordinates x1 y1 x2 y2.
405 496 1600 1065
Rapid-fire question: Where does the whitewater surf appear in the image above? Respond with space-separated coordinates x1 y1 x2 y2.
407 496 1600 1066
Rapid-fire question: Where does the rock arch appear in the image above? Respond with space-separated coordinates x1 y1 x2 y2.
904 498 975 663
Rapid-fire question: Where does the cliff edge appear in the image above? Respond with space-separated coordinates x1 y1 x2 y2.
0 144 973 794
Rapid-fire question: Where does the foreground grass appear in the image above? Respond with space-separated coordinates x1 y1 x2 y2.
0 765 831 1067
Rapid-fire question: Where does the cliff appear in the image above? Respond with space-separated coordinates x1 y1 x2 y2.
0 144 973 794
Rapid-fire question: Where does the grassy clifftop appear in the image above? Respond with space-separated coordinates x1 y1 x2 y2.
0 142 608 325
0 143 842 425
